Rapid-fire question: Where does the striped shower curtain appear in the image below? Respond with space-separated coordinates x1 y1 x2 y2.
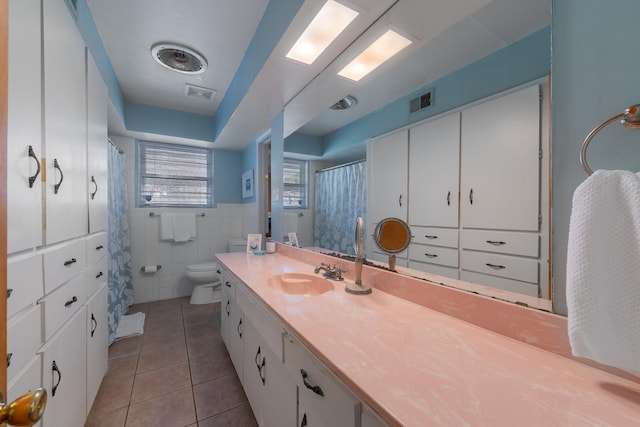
107 142 133 344
313 161 366 255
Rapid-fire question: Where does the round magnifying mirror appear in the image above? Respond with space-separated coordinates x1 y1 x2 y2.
373 218 411 270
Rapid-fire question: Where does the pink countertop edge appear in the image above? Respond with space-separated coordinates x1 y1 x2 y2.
216 247 640 426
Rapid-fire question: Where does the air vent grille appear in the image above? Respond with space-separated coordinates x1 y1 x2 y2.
184 84 216 101
409 89 434 113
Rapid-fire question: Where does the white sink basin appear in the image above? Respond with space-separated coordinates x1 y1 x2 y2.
267 273 334 296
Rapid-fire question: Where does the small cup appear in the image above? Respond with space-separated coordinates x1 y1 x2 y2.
266 241 276 253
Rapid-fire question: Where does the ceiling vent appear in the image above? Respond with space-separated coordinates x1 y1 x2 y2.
184 84 216 101
151 43 207 74
410 89 434 113
330 95 357 110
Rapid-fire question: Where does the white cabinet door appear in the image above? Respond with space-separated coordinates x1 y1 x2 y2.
7 0 43 253
368 130 408 224
409 112 460 227
40 308 87 427
460 85 540 231
228 298 244 384
86 52 108 234
86 283 108 415
43 0 88 244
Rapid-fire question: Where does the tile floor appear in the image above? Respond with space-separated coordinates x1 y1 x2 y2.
85 297 258 427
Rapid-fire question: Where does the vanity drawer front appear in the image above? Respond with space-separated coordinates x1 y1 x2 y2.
7 304 42 382
409 244 458 268
284 334 360 427
88 256 108 297
41 271 88 340
236 284 284 362
222 269 239 299
411 226 458 248
460 251 538 284
460 230 539 257
43 239 87 294
7 253 43 318
85 232 107 265
408 260 459 280
460 271 540 298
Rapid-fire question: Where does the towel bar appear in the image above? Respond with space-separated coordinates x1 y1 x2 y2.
580 104 640 175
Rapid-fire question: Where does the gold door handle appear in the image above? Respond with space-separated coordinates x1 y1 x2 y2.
0 387 47 426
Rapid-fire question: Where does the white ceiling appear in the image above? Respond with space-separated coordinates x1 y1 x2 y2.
89 0 550 154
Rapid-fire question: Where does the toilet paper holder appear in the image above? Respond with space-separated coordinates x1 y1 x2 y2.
141 265 162 273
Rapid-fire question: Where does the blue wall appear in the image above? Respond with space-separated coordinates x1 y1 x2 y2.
241 141 258 204
213 150 243 205
125 103 215 142
551 0 640 315
284 132 324 157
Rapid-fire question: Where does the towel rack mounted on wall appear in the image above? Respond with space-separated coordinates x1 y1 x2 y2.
580 104 640 175
148 212 206 217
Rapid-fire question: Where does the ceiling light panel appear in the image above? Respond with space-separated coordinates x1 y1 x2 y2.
286 0 359 65
338 29 412 81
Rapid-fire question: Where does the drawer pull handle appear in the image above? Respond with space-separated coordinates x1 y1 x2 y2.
226 300 230 317
51 361 62 396
255 346 262 369
486 263 506 270
7 353 12 368
469 188 474 205
300 413 307 427
28 145 41 188
447 190 451 206
63 258 77 266
216 269 221 274
424 253 438 258
53 158 64 194
90 175 98 200
256 347 266 386
486 240 506 246
96 271 104 279
91 313 98 337
300 369 324 396
424 235 438 240
7 288 13 299
225 281 231 288
64 296 78 307
237 318 243 338
96 245 104 250
398 194 403 207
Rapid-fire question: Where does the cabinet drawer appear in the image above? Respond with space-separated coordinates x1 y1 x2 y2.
370 250 408 268
7 304 42 382
460 271 540 298
40 271 88 340
7 354 42 403
85 232 107 265
460 230 539 257
284 334 360 427
42 239 87 294
222 269 239 299
409 244 458 268
236 284 284 362
88 256 108 297
408 260 459 280
460 251 538 284
7 253 43 318
411 226 459 248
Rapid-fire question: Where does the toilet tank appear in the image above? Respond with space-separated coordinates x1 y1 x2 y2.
228 239 247 253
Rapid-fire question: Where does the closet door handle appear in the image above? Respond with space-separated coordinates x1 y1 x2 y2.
96 271 104 279
64 296 78 307
486 240 506 246
90 175 98 200
300 413 307 427
91 313 98 337
447 191 451 206
486 263 506 270
258 355 266 385
225 300 230 317
300 369 324 396
237 318 243 338
51 361 62 397
424 253 438 258
63 258 77 266
28 145 41 188
53 158 64 194
424 235 438 240
469 188 474 205
398 194 403 207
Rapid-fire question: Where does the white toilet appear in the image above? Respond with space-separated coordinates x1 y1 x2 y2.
228 238 247 253
187 262 221 305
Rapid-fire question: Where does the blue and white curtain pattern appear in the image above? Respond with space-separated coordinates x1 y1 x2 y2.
108 143 133 344
313 161 366 255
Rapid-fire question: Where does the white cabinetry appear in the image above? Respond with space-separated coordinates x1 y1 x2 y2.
43 0 88 244
86 283 109 415
221 271 244 383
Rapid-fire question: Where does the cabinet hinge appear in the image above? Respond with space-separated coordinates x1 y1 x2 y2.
539 148 543 159
539 214 542 225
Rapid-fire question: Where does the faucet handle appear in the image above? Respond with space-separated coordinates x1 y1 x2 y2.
336 266 347 273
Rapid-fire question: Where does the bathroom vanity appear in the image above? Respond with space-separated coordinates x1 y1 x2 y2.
216 247 640 426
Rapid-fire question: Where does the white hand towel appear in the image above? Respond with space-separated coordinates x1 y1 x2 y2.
160 213 174 241
172 213 196 243
566 170 640 375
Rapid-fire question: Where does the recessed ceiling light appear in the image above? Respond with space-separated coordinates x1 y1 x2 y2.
286 0 359 65
151 43 207 74
338 29 412 82
330 95 357 110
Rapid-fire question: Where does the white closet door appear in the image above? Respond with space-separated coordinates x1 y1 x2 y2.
460 85 540 231
409 112 460 227
7 0 43 253
43 0 88 244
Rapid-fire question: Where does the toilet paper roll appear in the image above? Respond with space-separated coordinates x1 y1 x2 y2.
142 265 157 273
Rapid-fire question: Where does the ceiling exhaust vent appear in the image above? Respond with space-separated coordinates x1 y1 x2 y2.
409 89 434 113
184 84 216 101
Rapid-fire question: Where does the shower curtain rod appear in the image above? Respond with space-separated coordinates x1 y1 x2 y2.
108 137 124 154
316 159 365 173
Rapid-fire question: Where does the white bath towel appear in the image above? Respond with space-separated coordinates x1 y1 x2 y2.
160 213 174 241
115 312 145 340
566 170 640 375
171 213 197 243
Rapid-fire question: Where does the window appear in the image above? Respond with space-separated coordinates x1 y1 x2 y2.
137 140 212 207
283 158 308 209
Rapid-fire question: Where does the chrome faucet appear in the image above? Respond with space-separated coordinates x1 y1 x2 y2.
314 262 346 281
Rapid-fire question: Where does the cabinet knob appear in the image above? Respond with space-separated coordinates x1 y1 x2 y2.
63 258 77 267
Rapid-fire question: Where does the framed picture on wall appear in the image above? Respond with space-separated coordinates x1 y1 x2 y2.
242 170 254 199
288 232 299 247
247 234 262 253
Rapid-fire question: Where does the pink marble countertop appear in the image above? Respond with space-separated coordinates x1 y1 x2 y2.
216 251 640 426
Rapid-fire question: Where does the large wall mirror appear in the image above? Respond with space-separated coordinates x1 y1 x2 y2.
278 0 554 311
